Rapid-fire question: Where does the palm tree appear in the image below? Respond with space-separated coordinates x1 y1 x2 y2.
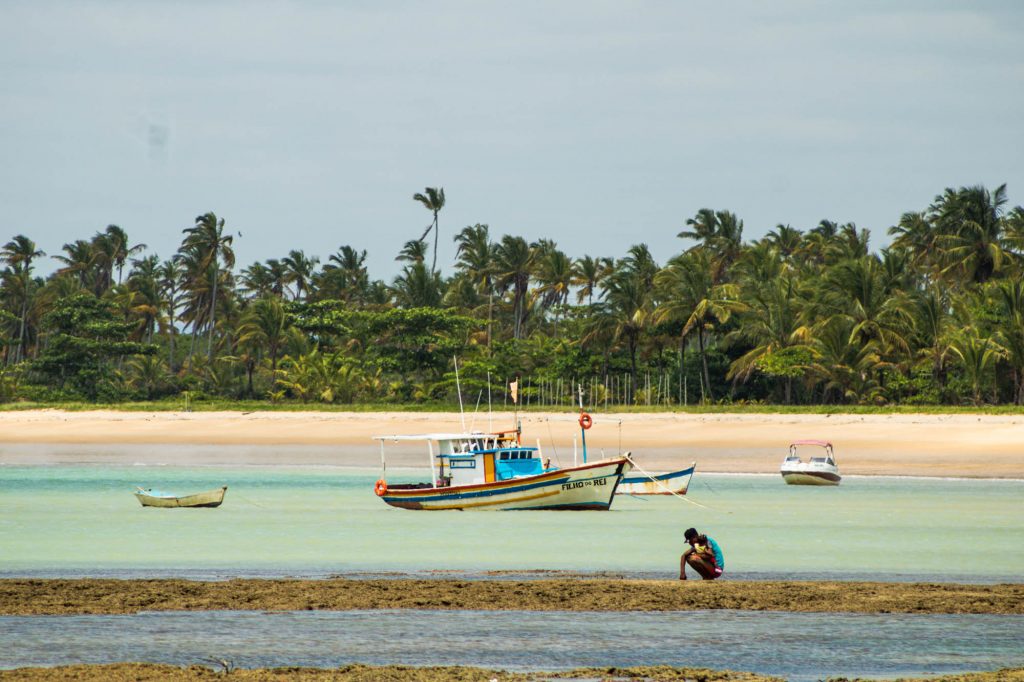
1 235 45 364
392 261 444 308
157 259 184 372
931 184 1010 285
493 235 534 339
396 239 428 263
282 249 319 300
320 245 369 303
573 255 612 306
453 224 495 345
655 250 746 402
950 330 1005 405
991 279 1024 404
412 186 445 274
53 239 96 289
533 245 574 337
597 268 651 403
236 296 290 395
102 225 147 284
180 212 235 361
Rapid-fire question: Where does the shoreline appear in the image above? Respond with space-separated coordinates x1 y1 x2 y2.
1 409 1023 477
2 578 1021 615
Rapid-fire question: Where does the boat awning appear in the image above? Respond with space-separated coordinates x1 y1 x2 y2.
790 439 832 447
373 433 495 442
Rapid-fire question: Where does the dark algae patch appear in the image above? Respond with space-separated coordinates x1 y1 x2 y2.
1 578 1021 615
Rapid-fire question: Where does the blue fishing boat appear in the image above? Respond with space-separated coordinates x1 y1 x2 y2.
372 423 631 511
616 461 696 496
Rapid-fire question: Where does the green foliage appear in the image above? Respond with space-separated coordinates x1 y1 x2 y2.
29 294 156 400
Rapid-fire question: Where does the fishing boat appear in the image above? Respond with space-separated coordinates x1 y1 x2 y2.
780 440 841 486
372 418 632 511
134 485 228 508
617 461 696 496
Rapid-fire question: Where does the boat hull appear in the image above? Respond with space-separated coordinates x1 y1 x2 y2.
780 470 840 486
379 458 631 511
617 462 696 495
135 486 228 508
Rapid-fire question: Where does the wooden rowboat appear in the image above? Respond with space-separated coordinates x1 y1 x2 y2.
134 485 228 508
616 461 696 495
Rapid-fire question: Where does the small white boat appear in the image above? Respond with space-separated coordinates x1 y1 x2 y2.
780 440 841 486
134 485 228 508
372 423 632 511
617 462 696 495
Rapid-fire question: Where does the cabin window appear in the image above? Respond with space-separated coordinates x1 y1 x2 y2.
450 458 476 469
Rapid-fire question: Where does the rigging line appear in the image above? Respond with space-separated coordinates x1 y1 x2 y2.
622 454 725 513
231 492 268 509
468 389 483 433
544 417 560 465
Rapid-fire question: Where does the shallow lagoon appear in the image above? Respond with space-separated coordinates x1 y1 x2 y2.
2 457 1023 680
1 460 1021 580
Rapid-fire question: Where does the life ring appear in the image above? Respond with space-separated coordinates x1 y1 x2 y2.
374 479 387 497
578 412 593 430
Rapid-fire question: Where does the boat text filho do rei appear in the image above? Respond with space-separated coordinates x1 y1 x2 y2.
372 418 632 511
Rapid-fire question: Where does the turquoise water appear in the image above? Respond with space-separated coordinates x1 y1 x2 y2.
1 461 1022 579
2 610 1022 681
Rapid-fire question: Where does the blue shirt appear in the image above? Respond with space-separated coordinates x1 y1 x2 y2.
701 536 725 570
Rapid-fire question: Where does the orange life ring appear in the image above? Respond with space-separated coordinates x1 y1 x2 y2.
374 479 387 497
578 412 593 430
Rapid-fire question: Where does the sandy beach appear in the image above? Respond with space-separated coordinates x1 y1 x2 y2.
0 409 1022 478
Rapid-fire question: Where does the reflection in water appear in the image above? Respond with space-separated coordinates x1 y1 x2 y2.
4 610 1023 682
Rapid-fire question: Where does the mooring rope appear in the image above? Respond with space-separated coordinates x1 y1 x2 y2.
622 453 725 513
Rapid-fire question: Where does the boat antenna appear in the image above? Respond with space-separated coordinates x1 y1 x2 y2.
454 355 466 431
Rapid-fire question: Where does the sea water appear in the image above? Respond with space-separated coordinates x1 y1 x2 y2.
1 454 1023 679
3 610 1023 682
0 460 1021 579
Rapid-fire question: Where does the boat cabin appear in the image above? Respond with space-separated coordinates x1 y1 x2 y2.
375 430 549 489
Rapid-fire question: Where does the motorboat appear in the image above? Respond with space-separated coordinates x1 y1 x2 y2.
780 440 841 486
134 485 228 508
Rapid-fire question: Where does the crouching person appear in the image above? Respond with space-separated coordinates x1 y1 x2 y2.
679 527 724 580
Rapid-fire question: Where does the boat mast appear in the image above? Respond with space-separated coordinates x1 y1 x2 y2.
454 355 466 432
578 384 588 463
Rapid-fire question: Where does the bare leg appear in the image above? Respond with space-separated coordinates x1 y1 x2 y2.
686 553 719 580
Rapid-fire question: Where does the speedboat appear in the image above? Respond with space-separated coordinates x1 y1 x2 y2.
780 440 841 486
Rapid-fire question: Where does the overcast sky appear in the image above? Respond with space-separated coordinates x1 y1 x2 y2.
2 1 1022 281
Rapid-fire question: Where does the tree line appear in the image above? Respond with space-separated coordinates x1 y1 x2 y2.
2 183 1023 407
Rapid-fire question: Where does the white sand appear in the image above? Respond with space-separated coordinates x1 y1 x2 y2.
0 409 1021 477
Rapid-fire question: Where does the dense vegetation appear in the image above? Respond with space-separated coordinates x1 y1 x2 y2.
3 183 1024 408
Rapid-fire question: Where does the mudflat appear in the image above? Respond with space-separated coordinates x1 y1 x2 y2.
2 578 1021 615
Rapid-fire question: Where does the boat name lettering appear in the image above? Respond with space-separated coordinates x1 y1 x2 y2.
561 478 607 491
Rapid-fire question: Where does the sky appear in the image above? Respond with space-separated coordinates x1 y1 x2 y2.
2 1 1022 282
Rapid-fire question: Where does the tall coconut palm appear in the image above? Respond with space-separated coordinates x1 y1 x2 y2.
392 261 444 308
597 268 652 403
53 239 96 289
282 249 319 300
412 186 445 274
157 259 184 372
180 212 235 361
453 224 495 345
655 250 746 402
102 225 147 284
573 255 612 306
1 235 45 364
320 245 369 303
493 235 534 339
931 184 1010 285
